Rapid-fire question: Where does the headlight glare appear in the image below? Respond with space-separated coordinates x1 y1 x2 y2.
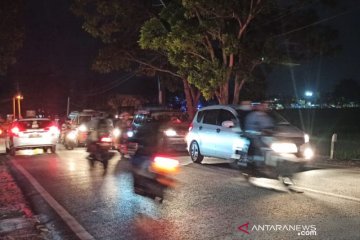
271 142 298 153
113 128 121 137
304 148 314 159
304 134 310 143
78 124 87 132
164 129 177 137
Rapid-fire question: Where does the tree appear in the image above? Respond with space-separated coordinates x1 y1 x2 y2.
71 0 200 118
140 0 338 104
108 94 147 112
0 0 24 76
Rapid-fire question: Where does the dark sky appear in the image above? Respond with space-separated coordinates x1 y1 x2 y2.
267 0 360 97
1 0 360 115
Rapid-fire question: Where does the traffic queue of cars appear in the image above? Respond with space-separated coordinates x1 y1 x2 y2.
0 104 314 176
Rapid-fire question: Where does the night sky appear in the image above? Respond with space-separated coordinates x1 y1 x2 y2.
267 0 360 97
1 0 360 115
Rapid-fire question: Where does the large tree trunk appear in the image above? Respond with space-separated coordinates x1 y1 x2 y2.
183 79 200 120
215 81 229 104
232 77 246 105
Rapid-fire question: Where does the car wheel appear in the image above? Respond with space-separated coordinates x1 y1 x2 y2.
50 145 56 153
190 141 204 163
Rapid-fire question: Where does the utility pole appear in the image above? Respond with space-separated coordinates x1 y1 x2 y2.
66 97 70 116
158 76 163 105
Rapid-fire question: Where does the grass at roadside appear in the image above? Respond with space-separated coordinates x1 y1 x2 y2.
278 108 360 160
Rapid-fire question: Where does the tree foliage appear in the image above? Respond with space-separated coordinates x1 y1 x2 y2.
140 0 338 104
71 0 201 118
0 0 24 76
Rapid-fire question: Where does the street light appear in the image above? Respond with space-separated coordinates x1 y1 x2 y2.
305 91 313 97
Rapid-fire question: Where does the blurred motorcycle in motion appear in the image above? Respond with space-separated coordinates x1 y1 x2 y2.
129 121 180 202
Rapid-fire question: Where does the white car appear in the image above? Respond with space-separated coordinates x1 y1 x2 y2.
5 118 60 156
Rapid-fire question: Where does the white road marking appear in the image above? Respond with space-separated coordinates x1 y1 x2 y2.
294 186 360 203
10 159 95 240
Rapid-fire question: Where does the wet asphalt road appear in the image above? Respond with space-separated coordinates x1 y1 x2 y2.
6 147 360 240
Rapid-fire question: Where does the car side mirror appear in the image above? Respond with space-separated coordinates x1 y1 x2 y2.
222 120 234 128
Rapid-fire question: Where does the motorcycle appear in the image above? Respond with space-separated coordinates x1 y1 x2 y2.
63 130 77 150
87 135 112 169
232 127 314 187
131 153 179 203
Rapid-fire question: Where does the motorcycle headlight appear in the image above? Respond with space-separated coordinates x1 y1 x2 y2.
304 147 314 159
127 130 134 138
78 124 87 132
304 134 310 143
271 142 298 154
164 129 177 137
66 131 77 140
113 128 121 137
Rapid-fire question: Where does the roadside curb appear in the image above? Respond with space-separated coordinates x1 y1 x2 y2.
0 155 48 240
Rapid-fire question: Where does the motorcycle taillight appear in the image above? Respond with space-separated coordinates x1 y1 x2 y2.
151 156 179 174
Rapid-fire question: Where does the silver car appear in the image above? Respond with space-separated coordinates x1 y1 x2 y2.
186 105 313 164
5 118 60 156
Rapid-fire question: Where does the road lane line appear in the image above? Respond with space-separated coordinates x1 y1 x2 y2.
10 160 95 240
295 186 360 203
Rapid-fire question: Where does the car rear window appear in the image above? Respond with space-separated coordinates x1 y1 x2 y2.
17 120 52 130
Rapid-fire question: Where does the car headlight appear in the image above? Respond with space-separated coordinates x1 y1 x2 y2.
304 134 310 143
78 124 87 132
304 147 314 159
113 128 121 137
271 142 298 153
164 129 177 137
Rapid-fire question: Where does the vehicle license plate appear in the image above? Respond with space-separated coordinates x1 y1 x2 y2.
29 134 41 138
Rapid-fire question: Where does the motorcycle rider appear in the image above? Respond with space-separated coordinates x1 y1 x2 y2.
60 118 72 143
244 101 274 159
129 121 169 201
86 116 113 165
244 102 297 187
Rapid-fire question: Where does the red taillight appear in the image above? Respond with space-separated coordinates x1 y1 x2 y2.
100 137 112 143
188 123 193 131
11 126 21 136
46 125 60 135
151 156 179 173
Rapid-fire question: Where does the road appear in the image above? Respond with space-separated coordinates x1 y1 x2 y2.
5 146 360 240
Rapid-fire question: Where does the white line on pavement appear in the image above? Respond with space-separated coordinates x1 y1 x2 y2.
294 186 360 203
11 160 95 240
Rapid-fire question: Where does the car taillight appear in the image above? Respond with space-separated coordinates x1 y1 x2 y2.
46 125 60 135
11 126 21 136
188 123 193 131
100 137 112 143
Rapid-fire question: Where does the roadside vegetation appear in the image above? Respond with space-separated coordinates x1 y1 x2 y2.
279 108 360 160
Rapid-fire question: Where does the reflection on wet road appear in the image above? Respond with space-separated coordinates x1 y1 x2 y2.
8 147 360 240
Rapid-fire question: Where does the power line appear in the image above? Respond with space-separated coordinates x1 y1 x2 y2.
271 6 360 38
